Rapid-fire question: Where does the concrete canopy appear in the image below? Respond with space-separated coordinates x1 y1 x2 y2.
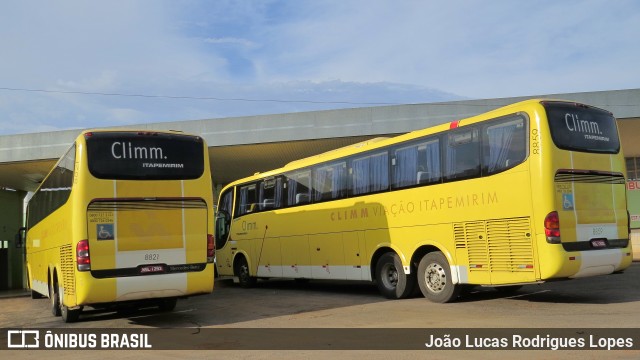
1 89 639 193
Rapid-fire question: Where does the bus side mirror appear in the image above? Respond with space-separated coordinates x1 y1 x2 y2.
15 227 26 248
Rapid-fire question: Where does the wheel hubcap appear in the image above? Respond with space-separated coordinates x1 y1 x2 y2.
240 265 248 278
425 263 446 293
383 264 398 288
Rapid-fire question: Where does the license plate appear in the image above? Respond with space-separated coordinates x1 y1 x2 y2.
140 265 165 274
590 239 607 248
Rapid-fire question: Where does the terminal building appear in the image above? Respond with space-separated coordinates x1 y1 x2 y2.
1 88 639 290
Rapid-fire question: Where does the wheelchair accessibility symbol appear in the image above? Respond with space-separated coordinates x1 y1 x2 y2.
562 193 574 210
97 224 114 240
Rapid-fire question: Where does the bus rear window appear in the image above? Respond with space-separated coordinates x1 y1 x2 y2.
544 102 620 154
86 132 205 180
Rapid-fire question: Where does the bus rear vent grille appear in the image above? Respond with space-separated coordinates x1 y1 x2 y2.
454 217 533 272
60 244 75 296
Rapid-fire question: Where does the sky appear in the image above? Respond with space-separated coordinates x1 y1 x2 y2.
0 0 639 135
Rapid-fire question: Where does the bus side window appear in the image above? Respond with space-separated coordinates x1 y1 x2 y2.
236 184 257 216
393 138 440 189
286 170 311 206
393 145 418 188
416 139 441 185
219 189 233 215
259 177 282 211
351 151 389 195
28 144 76 228
444 129 480 181
483 117 526 174
313 162 347 202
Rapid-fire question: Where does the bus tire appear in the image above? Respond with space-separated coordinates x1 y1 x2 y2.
50 278 61 317
235 256 256 288
417 252 460 303
375 252 415 299
61 304 81 323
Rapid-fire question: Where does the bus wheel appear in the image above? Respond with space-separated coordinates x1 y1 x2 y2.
61 303 81 323
417 252 460 303
375 252 414 299
235 256 256 288
50 279 61 317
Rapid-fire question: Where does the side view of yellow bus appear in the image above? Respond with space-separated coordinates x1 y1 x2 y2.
22 130 215 322
214 99 632 302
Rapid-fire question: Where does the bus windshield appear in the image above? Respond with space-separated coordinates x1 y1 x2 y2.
544 101 620 154
85 132 205 180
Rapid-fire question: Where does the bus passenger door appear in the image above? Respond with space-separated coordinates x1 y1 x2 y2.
214 210 234 276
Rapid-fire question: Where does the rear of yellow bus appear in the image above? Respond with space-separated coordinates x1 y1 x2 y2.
536 101 633 279
73 131 214 310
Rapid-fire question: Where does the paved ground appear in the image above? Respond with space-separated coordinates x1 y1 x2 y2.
2 263 639 359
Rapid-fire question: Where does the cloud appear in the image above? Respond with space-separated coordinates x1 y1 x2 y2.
242 1 640 97
203 37 257 48
0 0 638 135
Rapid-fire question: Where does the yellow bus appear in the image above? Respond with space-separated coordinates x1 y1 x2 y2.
23 129 215 322
214 99 633 303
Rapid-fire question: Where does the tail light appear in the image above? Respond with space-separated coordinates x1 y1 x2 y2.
544 211 561 244
207 234 215 263
77 239 91 271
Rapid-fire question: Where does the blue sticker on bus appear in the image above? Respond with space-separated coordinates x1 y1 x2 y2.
97 224 114 240
562 193 574 210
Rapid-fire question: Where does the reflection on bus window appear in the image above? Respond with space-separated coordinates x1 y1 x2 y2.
27 145 75 227
219 190 233 214
286 170 311 206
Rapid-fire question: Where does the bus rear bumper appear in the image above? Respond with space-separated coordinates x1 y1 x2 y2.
75 266 214 306
568 248 632 278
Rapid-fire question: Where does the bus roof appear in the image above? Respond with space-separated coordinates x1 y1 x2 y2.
76 128 199 138
221 98 584 189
